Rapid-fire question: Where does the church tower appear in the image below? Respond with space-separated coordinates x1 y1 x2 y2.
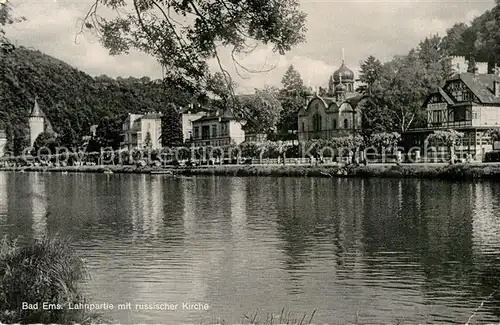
328 48 355 97
29 98 45 147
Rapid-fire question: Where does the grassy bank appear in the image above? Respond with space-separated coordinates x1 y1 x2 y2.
2 163 500 180
175 163 500 180
0 236 108 324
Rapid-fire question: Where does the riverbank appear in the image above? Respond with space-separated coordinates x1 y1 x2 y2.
2 163 500 180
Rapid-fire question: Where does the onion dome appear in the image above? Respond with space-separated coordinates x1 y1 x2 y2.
335 82 347 92
333 61 354 82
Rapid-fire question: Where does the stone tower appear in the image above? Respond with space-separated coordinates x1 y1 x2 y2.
0 128 7 158
29 98 45 147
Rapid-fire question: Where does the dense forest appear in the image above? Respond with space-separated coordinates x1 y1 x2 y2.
0 47 199 154
444 0 500 71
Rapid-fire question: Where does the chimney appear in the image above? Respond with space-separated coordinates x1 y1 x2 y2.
494 80 500 97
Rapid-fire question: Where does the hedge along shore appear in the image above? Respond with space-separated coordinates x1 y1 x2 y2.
2 163 500 180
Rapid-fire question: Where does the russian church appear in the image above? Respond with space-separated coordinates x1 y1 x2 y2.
297 52 367 141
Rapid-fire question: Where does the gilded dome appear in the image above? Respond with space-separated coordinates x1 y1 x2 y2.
333 61 354 82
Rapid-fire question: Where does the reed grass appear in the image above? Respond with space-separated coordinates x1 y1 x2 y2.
202 309 316 325
0 235 107 324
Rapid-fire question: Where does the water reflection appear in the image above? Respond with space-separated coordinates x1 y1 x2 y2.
472 182 500 255
2 173 500 324
0 172 7 218
30 173 47 239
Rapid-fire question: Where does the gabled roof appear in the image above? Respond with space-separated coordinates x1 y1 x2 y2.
344 94 368 107
454 73 500 104
438 87 455 104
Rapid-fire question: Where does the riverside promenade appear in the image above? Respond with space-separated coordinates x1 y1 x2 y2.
2 162 500 180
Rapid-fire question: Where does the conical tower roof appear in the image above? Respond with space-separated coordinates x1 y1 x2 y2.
30 98 43 117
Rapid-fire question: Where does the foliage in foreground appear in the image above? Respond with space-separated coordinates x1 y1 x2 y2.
207 309 316 325
0 235 105 324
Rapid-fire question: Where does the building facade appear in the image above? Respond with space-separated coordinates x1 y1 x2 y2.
191 107 246 146
450 56 489 74
180 109 206 143
403 72 500 160
298 56 367 141
121 113 163 150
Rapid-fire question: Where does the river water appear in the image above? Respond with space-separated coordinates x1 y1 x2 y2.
1 171 500 324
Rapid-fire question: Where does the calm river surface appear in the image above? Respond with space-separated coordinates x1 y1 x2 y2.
1 171 500 324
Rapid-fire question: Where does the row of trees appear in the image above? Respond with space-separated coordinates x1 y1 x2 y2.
4 128 475 167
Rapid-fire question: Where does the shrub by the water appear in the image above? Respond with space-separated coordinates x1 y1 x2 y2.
0 235 106 324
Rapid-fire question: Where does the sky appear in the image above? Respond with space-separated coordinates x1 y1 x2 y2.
3 0 497 94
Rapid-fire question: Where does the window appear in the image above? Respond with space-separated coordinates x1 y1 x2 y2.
454 106 466 121
332 119 337 129
432 110 444 123
301 122 305 132
202 125 210 139
212 125 218 138
344 118 349 129
194 127 199 138
312 113 322 132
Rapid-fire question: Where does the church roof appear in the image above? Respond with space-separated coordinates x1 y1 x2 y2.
333 61 355 82
344 94 368 107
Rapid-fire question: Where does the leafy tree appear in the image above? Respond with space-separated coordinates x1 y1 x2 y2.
83 0 307 123
442 23 470 55
0 0 24 53
240 86 282 135
425 129 464 164
368 132 401 154
374 51 436 132
359 98 394 137
356 55 383 95
240 141 261 159
278 65 306 138
417 35 454 87
160 103 183 147
32 132 58 155
94 116 124 149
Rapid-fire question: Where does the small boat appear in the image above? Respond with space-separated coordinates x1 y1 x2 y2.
103 169 113 174
61 171 68 175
